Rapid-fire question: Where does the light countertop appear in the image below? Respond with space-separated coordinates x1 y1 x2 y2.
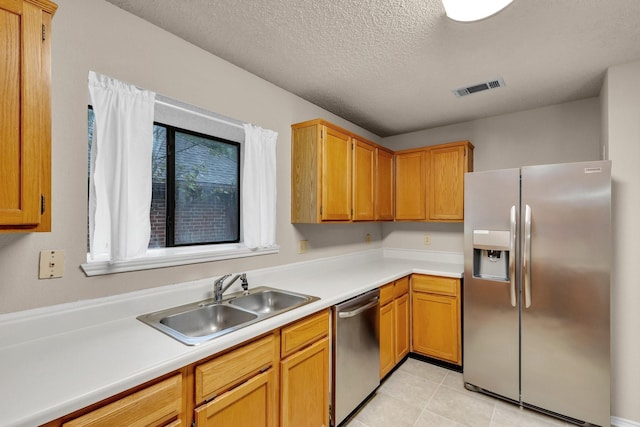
0 249 463 427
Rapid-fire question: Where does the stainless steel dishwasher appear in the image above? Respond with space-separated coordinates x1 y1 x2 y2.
332 288 380 426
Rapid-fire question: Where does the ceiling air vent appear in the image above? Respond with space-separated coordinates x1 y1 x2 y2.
453 77 506 97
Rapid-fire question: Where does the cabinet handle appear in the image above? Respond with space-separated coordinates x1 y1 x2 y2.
509 205 516 307
523 204 532 309
337 297 379 318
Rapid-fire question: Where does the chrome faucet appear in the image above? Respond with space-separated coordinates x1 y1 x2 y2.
213 273 247 302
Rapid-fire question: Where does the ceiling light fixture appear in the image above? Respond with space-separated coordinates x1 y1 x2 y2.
442 0 514 22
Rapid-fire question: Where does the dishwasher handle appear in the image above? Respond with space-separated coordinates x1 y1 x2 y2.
337 296 379 318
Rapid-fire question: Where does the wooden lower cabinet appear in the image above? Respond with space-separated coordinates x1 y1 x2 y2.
379 276 410 378
411 275 461 365
280 310 330 427
194 369 277 427
379 301 395 377
58 373 184 427
394 292 410 361
280 338 330 427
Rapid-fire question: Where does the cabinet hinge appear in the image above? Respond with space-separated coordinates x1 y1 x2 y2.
41 195 46 215
191 420 196 427
42 24 46 41
320 206 323 215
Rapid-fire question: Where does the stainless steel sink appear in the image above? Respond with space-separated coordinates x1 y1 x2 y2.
138 286 319 345
228 289 310 314
160 304 258 338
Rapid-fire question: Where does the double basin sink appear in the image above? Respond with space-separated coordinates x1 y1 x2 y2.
138 287 319 345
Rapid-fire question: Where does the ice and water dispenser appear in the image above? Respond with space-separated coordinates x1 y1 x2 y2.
472 230 511 281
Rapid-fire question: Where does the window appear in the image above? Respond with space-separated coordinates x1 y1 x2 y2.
88 108 240 251
83 77 278 277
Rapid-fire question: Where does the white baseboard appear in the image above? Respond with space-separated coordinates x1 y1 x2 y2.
612 416 640 427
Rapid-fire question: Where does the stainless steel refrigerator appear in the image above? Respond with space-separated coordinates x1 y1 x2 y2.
463 160 611 426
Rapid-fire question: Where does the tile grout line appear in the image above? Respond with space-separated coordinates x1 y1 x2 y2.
411 380 441 427
488 402 498 427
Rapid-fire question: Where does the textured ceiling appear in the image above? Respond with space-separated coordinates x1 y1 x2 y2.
103 0 640 137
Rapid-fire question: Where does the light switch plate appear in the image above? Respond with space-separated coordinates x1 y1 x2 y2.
39 250 65 279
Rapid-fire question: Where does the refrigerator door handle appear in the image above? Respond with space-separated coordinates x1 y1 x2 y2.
523 204 532 308
509 205 517 307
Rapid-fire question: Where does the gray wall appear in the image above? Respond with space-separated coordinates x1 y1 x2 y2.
602 59 640 425
381 98 602 254
0 0 383 314
0 0 604 314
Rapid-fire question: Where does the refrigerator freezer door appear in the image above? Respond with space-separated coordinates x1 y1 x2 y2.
520 161 610 426
463 168 520 402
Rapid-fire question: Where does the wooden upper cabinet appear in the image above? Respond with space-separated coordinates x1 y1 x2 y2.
0 0 56 232
394 149 428 220
291 120 351 223
321 125 352 221
395 141 474 222
291 119 392 223
429 141 474 221
352 139 375 221
375 148 394 221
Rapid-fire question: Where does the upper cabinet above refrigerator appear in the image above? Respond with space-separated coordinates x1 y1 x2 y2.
395 141 474 222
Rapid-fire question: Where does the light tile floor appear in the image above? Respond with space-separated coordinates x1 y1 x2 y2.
343 358 571 427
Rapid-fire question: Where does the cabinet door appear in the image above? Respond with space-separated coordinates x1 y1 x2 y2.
0 1 50 229
352 139 375 221
394 293 410 362
280 338 330 427
429 144 469 221
395 150 427 220
379 301 395 378
412 292 460 364
195 369 276 427
321 126 351 221
375 148 394 221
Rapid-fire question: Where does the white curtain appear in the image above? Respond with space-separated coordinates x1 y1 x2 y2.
242 124 278 249
88 71 156 261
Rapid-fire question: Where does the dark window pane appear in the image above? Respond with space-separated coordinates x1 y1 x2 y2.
174 130 239 245
150 125 167 248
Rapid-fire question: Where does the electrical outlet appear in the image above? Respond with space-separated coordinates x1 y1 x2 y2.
424 234 431 246
299 240 308 254
366 233 371 244
39 250 65 279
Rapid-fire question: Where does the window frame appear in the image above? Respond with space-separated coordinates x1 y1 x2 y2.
82 104 279 277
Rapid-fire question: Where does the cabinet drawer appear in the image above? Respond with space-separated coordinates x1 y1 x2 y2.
412 275 459 296
281 310 329 358
394 276 409 298
63 374 182 427
196 334 276 404
379 283 394 306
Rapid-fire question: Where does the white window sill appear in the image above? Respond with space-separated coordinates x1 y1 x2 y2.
80 243 280 276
